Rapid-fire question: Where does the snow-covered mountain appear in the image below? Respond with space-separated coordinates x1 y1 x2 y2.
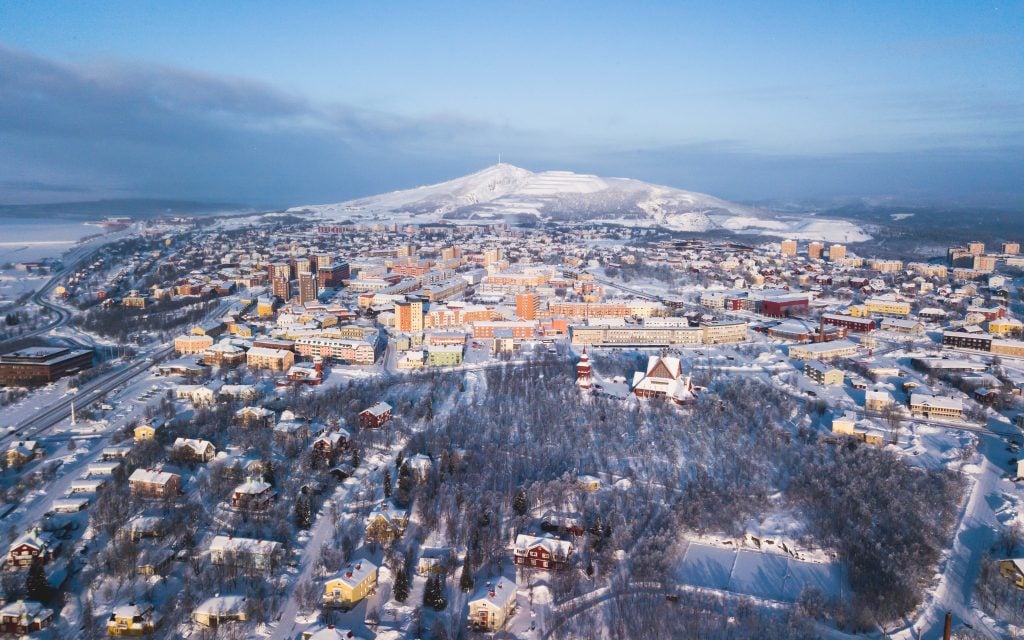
288 164 869 242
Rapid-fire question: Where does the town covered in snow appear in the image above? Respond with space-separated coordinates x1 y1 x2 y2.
0 201 1023 640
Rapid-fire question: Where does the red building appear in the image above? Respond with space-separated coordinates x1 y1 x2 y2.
821 314 876 333
359 402 393 429
512 534 573 570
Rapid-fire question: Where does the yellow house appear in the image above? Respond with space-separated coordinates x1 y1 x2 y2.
468 577 517 631
831 412 885 446
107 602 159 636
134 424 157 442
323 558 378 608
364 503 409 544
999 559 1024 588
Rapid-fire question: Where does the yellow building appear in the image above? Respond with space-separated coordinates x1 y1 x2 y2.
245 347 295 371
999 559 1024 588
701 321 747 344
909 393 963 419
134 424 157 442
779 239 797 256
831 413 885 446
107 602 159 636
173 334 214 355
804 361 843 385
864 296 911 316
989 317 1023 336
323 558 378 608
468 576 517 631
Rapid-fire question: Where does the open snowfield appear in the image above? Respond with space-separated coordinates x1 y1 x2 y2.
676 543 846 602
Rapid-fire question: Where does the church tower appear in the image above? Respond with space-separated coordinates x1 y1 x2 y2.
576 347 593 390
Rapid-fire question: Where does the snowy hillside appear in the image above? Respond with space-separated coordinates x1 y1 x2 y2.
289 164 870 241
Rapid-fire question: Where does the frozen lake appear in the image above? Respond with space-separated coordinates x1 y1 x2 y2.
676 542 846 602
0 218 106 262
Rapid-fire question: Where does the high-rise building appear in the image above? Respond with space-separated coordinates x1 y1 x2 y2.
395 298 424 333
269 262 291 281
516 292 539 320
298 271 319 304
397 244 414 258
780 240 797 257
808 242 824 260
441 246 462 261
829 244 847 261
271 277 292 301
484 248 502 266
1002 242 1020 255
314 253 334 269
967 241 985 256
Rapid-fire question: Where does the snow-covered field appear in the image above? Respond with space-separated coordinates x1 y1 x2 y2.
676 543 846 602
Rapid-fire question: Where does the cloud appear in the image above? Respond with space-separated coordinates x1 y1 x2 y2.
0 44 1021 208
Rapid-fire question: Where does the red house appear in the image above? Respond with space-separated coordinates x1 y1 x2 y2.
512 534 573 570
0 600 53 635
359 402 393 429
7 530 58 568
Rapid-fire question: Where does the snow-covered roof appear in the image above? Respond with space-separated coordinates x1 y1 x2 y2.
128 468 179 485
326 558 377 588
469 576 516 608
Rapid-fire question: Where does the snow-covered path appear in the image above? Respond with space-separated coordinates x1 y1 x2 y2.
893 430 1006 639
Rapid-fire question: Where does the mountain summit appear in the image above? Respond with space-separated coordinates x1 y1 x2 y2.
289 164 869 241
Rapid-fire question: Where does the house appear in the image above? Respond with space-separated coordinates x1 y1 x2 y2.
8 529 58 567
101 445 133 460
301 626 363 640
804 360 843 386
172 438 216 462
0 599 53 635
540 510 585 537
313 430 350 456
136 547 173 577
577 474 602 492
124 515 165 541
192 595 247 628
999 559 1024 588
364 502 409 543
235 406 274 428
231 480 275 511
417 547 453 575
512 533 573 570
630 356 695 405
865 387 895 412
405 453 433 481
128 469 181 499
107 601 160 636
359 402 393 428
468 576 517 631
831 412 886 446
52 497 90 513
133 423 157 442
323 558 378 608
208 536 281 571
173 384 216 405
4 440 43 468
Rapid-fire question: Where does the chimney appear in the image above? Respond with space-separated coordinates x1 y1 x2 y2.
943 611 952 640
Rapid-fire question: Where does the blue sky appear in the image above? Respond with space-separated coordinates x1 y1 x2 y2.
1 1 1021 206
